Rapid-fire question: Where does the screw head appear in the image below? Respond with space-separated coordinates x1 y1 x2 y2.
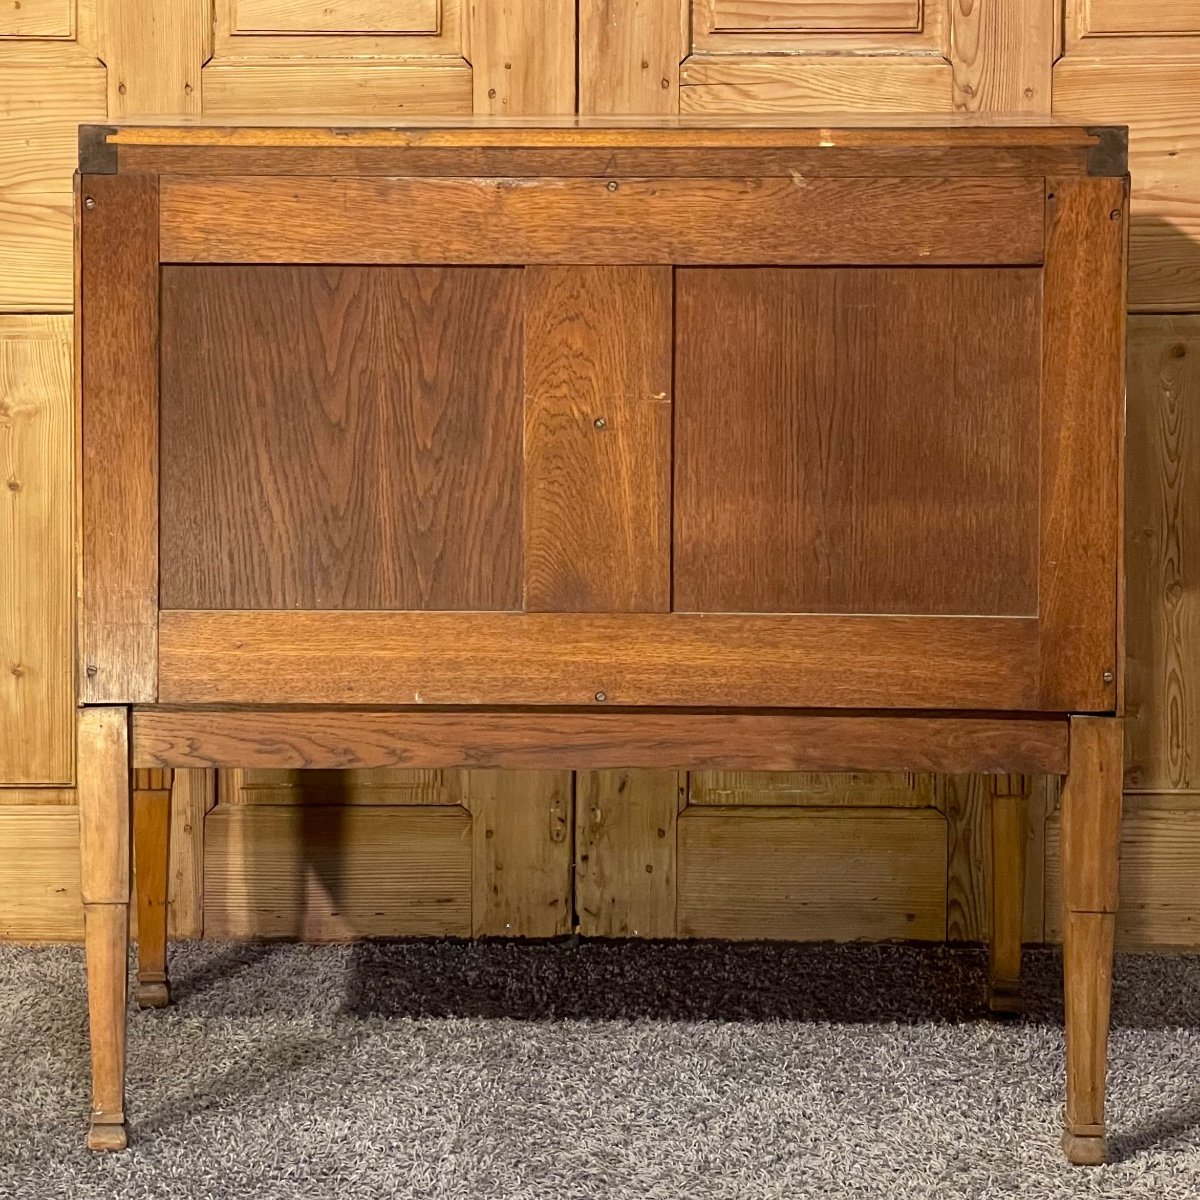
606 181 619 192
84 197 95 210
1109 209 1122 221
594 691 607 703
593 417 607 429
1103 670 1115 684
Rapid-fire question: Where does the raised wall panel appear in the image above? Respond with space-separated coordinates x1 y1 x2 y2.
204 805 472 939
233 0 440 35
0 317 73 784
678 807 947 940
0 807 82 940
226 768 459 806
0 0 73 37
674 267 1041 616
159 265 525 612
1072 0 1200 40
1125 317 1200 792
689 772 933 807
708 0 921 33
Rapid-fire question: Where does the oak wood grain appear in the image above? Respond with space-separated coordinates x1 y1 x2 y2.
674 267 1041 616
158 175 1047 266
523 266 671 612
156 610 1042 710
159 265 524 611
79 173 159 703
131 707 1070 773
1039 177 1127 712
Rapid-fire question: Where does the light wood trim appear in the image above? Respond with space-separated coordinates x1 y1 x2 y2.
77 707 130 906
78 173 159 704
1062 715 1124 914
157 610 1043 710
1038 176 1127 712
132 706 1069 773
158 175 1047 266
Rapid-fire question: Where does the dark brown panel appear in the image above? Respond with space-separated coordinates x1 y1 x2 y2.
1039 178 1127 711
132 707 1069 774
156 609 1041 710
158 176 1045 266
524 266 671 612
674 267 1041 616
79 173 159 702
159 266 524 610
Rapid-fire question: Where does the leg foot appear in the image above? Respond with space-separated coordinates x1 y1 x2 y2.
1062 1130 1107 1166
133 770 173 1009
87 1119 127 1153
988 776 1028 1015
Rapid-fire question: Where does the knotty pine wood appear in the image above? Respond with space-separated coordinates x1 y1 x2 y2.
674 267 1041 617
467 0 576 116
577 0 682 116
576 770 680 938
0 806 83 940
677 806 947 941
156 611 1042 710
1125 318 1200 792
132 709 1070 774
157 174 1047 266
159 265 524 611
203 805 472 940
1038 178 1127 713
78 173 159 704
689 771 933 808
523 266 672 612
0 317 73 783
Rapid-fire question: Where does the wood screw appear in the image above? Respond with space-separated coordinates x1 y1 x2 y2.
593 417 607 429
1103 671 1115 684
1109 210 1121 220
594 691 607 702
84 197 95 210
607 181 619 192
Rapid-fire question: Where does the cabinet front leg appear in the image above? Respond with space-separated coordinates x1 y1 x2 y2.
133 769 174 1008
988 774 1028 1014
78 708 133 1152
1060 716 1123 1166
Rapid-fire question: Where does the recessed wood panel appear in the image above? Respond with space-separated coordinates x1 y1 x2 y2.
523 266 672 612
159 265 524 611
0 0 72 37
674 267 1041 616
1077 0 1200 37
233 0 439 35
677 806 947 940
709 0 921 33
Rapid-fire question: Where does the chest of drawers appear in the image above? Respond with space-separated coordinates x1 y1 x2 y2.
76 117 1127 1162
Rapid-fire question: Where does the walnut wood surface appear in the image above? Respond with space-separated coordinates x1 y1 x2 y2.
156 610 1041 709
159 265 524 611
1039 178 1127 712
157 175 1046 266
674 267 1041 615
523 266 671 612
78 174 159 703
132 707 1069 773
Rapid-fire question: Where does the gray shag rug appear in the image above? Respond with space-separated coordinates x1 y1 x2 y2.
1 940 1199 1199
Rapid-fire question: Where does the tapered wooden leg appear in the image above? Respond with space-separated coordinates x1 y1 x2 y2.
988 775 1028 1014
78 707 132 1152
133 769 174 1008
1060 715 1123 1166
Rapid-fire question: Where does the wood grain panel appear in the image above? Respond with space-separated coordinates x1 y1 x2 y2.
99 0 206 117
203 805 471 939
133 708 1070 773
159 265 524 611
158 175 1046 266
1125 318 1200 792
0 195 73 311
467 0 575 116
680 56 951 114
1077 0 1200 37
79 173 159 703
0 317 73 784
576 770 679 937
674 267 1041 616
464 770 572 937
228 768 455 806
1039 178 1127 712
157 610 1042 710
233 0 439 34
0 0 72 36
77 708 129 906
678 806 947 940
950 0 1053 113
0 806 82 941
578 0 682 116
708 0 921 32
523 266 671 612
690 771 933 807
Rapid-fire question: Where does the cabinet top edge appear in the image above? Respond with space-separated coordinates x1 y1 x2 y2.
79 119 1129 175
